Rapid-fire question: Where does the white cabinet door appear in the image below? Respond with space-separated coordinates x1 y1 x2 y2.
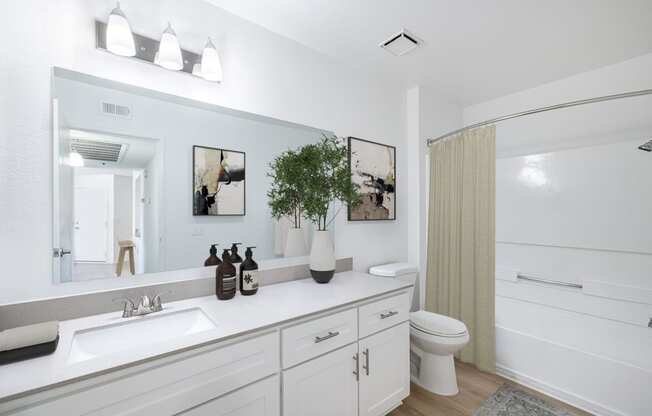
73 186 109 262
359 322 410 416
179 375 279 416
283 343 358 416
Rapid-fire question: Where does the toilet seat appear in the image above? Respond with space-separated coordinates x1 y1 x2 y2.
410 311 467 337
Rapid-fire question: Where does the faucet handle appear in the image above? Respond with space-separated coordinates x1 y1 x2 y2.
112 296 136 318
137 295 152 312
152 290 171 311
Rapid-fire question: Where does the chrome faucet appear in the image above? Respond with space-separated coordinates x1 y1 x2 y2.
113 292 168 318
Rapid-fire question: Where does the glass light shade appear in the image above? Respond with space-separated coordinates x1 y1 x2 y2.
192 62 202 77
157 23 183 71
68 151 84 167
200 38 222 82
106 2 135 57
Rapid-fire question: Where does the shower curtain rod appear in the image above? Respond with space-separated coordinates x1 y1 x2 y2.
427 87 652 147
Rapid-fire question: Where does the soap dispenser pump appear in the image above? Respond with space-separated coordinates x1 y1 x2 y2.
239 246 259 296
229 243 243 263
204 244 221 266
216 249 236 300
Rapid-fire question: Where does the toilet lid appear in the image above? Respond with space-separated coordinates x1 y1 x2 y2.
369 263 418 277
410 311 468 337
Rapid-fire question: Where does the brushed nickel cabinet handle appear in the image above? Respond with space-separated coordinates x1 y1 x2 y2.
380 310 398 319
352 353 359 381
362 348 370 376
314 331 340 343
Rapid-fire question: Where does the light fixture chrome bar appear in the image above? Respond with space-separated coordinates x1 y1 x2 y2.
95 20 205 79
427 88 652 146
517 273 583 289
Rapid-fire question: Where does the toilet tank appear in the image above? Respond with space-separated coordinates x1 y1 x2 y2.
368 263 418 305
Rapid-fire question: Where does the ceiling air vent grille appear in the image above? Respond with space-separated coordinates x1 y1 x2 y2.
71 139 127 163
380 30 420 56
101 101 132 119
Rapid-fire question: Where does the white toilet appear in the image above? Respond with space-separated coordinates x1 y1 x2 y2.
369 263 470 396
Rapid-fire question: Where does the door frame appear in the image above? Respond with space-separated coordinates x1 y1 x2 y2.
52 98 61 282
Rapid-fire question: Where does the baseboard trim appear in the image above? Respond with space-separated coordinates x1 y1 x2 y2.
496 365 626 416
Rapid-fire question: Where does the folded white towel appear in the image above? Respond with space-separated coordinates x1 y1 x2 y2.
0 322 59 352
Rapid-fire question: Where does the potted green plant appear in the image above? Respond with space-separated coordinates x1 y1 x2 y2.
267 148 309 257
301 136 361 283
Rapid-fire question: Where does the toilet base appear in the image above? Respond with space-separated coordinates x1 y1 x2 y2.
412 347 459 396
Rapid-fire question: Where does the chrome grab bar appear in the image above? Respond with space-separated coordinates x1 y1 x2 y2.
315 331 340 343
517 274 582 289
380 310 398 320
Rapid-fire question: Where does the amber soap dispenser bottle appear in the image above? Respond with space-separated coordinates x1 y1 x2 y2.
204 244 221 266
216 249 236 300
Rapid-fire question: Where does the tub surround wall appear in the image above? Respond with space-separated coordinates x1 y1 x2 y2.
465 53 652 416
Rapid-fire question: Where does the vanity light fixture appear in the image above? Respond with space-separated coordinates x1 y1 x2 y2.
200 38 223 82
157 22 183 71
106 2 136 57
192 61 202 77
96 19 220 82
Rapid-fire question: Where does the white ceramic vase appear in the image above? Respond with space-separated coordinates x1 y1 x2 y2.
284 227 308 257
309 230 336 283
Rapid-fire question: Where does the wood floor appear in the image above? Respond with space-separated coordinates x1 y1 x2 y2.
389 360 593 416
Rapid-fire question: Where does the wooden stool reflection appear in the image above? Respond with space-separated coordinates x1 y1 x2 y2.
116 240 135 277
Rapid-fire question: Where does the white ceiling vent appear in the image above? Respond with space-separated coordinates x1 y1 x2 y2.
380 30 420 56
71 139 128 163
101 101 132 119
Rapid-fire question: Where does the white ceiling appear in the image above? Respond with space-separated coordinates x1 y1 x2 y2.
205 0 652 105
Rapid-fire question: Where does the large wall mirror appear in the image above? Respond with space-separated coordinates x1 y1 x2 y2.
53 69 334 284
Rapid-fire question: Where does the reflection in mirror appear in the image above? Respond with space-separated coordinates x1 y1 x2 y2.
58 130 162 282
53 69 333 284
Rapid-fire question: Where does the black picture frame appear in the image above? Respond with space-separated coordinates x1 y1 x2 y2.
193 145 246 216
347 136 397 221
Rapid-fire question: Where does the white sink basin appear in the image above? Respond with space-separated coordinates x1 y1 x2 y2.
68 308 217 364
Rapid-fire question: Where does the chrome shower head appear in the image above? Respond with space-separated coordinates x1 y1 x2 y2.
639 139 652 152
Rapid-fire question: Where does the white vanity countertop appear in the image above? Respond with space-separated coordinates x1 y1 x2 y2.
0 271 411 401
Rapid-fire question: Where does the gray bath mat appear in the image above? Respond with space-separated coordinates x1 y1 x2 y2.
473 384 577 416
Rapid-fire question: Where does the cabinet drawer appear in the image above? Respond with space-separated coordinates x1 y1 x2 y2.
358 292 410 338
282 309 357 368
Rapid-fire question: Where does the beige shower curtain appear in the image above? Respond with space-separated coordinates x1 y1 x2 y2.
425 125 496 373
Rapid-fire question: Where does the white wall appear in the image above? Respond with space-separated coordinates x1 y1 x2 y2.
465 53 652 416
0 0 406 303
